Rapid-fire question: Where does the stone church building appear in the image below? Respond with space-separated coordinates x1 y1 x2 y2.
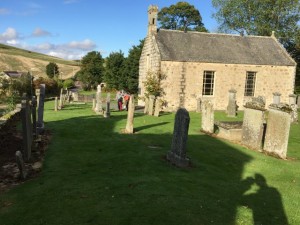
138 5 297 111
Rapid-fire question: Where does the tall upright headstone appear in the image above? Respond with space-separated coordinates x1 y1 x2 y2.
144 97 149 114
289 94 298 123
154 97 161 117
273 92 281 105
21 95 33 161
54 97 58 111
242 97 266 150
92 98 96 110
31 96 37 139
59 88 63 109
125 95 135 133
95 84 103 114
264 104 292 159
166 108 190 167
201 100 214 134
226 89 238 117
148 95 155 116
104 93 111 118
35 89 40 108
37 84 45 134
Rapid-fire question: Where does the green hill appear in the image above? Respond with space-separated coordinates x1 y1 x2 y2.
0 43 80 79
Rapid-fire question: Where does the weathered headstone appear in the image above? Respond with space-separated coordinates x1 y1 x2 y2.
31 96 37 139
226 89 238 117
54 97 58 111
125 95 135 133
15 151 27 180
95 85 103 114
201 100 214 133
166 108 190 167
148 95 155 116
104 93 111 118
289 94 298 123
37 84 45 134
21 96 33 161
273 92 281 104
297 95 300 108
196 98 201 113
35 89 40 108
263 104 292 159
289 94 297 105
72 92 79 102
154 97 162 117
59 88 63 109
92 98 96 110
143 97 149 114
242 97 266 150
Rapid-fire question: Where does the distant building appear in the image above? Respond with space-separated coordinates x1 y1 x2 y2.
138 5 297 111
0 71 27 79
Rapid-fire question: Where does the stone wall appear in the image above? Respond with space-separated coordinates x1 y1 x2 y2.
138 35 161 106
140 61 295 111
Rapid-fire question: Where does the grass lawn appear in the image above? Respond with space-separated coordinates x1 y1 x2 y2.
0 101 299 225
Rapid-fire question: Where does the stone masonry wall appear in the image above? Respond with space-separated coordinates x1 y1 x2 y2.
158 61 295 111
138 35 161 106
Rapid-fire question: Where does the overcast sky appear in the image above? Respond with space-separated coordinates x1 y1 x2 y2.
0 0 218 60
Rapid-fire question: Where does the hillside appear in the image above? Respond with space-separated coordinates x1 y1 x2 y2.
0 43 80 79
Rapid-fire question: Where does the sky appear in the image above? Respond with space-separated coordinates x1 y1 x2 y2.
0 0 218 60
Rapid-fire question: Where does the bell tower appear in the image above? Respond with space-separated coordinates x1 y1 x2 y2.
148 5 158 35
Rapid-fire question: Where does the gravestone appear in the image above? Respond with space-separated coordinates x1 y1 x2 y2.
201 100 214 133
297 95 300 108
37 84 45 134
35 89 40 108
273 92 281 104
289 94 297 105
289 94 298 123
148 95 155 116
242 97 266 150
31 96 37 139
59 88 63 109
95 85 103 114
54 97 58 111
263 104 292 159
72 92 79 102
144 97 149 114
166 108 190 167
15 151 27 180
125 95 135 133
196 98 201 113
21 96 33 161
226 89 238 117
154 97 162 117
104 93 111 118
92 98 96 110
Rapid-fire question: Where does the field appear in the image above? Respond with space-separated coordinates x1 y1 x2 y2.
0 100 299 225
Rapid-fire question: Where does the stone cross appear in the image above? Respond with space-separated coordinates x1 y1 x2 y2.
148 95 155 116
242 97 266 150
37 84 45 134
226 89 238 117
154 97 161 117
144 97 149 114
263 104 292 159
15 151 27 180
272 92 281 105
125 95 135 133
21 95 33 161
201 100 214 133
166 108 190 167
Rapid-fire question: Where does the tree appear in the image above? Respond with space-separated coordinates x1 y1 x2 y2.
121 40 144 94
104 51 125 90
212 0 300 93
157 1 207 32
46 62 59 79
77 51 104 90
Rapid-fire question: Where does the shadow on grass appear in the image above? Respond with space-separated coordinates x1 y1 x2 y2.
0 106 289 225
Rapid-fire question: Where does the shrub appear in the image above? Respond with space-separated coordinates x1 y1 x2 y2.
63 79 75 89
33 77 59 96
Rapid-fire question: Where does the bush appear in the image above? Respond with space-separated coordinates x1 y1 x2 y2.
33 77 59 96
63 79 75 89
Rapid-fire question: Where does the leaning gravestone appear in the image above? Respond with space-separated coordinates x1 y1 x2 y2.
148 95 155 116
21 95 33 161
166 108 190 167
241 96 266 150
15 151 27 180
201 100 214 133
226 89 238 117
125 95 135 133
263 103 292 159
37 84 45 134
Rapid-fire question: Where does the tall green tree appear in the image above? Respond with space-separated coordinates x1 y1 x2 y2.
212 0 300 92
121 40 144 94
46 62 59 79
104 51 125 90
157 1 207 32
77 51 104 90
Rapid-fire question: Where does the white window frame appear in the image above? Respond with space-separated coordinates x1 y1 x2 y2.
202 71 215 96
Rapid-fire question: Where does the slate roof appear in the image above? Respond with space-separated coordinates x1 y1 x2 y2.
2 71 25 78
155 29 296 66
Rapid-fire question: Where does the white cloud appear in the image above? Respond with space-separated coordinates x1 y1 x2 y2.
63 0 79 4
0 8 10 15
0 27 19 43
32 28 52 37
66 39 96 50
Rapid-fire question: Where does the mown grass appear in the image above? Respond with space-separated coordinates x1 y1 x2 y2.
0 101 299 225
